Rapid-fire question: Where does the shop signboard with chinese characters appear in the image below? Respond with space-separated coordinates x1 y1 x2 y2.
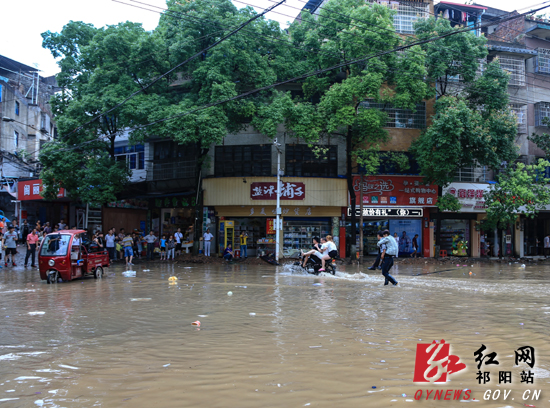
347 207 423 217
266 219 275 234
216 206 342 217
442 183 490 213
18 179 65 201
251 182 305 200
352 176 438 206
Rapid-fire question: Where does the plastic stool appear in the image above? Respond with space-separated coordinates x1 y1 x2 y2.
439 249 447 258
234 249 241 258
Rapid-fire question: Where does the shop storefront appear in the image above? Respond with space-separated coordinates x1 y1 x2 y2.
520 212 550 257
203 177 347 257
349 176 438 257
18 179 68 227
441 183 490 257
149 194 196 238
103 199 148 234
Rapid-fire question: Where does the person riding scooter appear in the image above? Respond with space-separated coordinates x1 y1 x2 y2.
300 237 324 268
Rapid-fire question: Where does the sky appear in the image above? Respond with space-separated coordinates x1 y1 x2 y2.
0 0 541 77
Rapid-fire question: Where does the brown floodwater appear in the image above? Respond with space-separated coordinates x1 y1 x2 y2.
1 260 549 407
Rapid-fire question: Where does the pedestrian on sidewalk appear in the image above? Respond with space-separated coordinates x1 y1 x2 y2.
174 228 183 256
105 229 116 261
159 235 167 261
25 228 39 267
377 230 399 286
544 233 550 257
0 232 3 268
239 232 248 258
122 233 134 266
203 228 213 256
21 220 29 245
144 231 157 261
3 226 18 267
367 233 383 271
167 235 176 261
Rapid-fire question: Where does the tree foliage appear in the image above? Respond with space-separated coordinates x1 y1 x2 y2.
287 0 431 253
40 21 168 202
528 117 550 156
414 17 487 97
411 60 519 187
484 159 550 230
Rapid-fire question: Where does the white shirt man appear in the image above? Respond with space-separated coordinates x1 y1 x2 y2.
203 229 214 257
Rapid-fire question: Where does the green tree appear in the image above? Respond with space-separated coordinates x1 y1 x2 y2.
40 21 168 203
288 0 431 258
484 159 550 231
414 17 487 97
528 117 550 156
411 60 519 189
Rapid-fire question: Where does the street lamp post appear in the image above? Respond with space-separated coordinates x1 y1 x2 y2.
274 139 282 262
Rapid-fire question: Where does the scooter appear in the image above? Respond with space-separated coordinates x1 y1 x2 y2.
294 253 337 275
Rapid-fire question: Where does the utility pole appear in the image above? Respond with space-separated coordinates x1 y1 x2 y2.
359 174 364 264
274 139 282 262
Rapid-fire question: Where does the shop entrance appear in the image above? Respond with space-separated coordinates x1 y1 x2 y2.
283 218 331 258
161 208 194 239
439 219 470 257
348 218 423 257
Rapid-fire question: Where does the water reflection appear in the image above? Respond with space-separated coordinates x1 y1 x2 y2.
0 261 549 407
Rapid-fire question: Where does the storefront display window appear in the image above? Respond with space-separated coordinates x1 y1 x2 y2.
220 218 267 257
440 219 470 256
161 208 194 239
283 219 331 257
390 219 422 257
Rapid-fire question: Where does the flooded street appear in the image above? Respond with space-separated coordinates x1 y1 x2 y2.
1 260 549 407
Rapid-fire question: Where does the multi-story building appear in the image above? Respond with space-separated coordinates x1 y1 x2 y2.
290 0 438 259
0 55 58 221
431 2 550 258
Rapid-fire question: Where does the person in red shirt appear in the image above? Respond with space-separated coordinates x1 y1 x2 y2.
25 228 39 268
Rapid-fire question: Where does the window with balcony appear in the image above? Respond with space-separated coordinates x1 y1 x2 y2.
510 103 527 135
150 142 197 181
498 55 525 86
535 102 550 127
453 166 489 182
360 99 426 129
285 145 338 177
536 48 550 74
366 1 428 34
393 2 429 34
214 145 272 177
115 145 145 170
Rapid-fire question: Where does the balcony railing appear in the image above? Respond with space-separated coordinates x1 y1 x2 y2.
146 160 197 181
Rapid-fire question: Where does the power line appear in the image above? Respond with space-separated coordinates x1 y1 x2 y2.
65 0 286 138
45 0 550 156
83 2 550 139
120 0 550 105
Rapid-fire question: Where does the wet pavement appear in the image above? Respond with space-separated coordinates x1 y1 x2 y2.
1 255 549 407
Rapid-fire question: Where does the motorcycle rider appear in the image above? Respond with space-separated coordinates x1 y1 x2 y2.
300 237 324 268
319 235 338 272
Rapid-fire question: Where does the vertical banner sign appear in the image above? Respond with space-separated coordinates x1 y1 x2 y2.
266 218 275 235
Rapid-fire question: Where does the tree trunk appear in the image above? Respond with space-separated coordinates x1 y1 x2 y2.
192 144 209 256
346 126 356 263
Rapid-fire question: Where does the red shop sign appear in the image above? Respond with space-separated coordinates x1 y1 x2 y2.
352 176 438 206
18 179 65 201
266 218 275 235
250 182 305 200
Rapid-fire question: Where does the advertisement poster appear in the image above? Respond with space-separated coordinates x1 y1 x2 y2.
389 219 422 256
266 218 275 235
352 176 438 206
